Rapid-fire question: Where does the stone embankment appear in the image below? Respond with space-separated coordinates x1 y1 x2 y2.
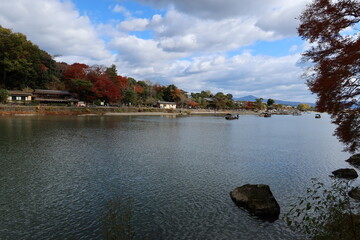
0 105 261 116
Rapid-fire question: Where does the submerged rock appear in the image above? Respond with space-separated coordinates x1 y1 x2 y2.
230 184 280 220
349 188 360 201
332 168 358 179
346 154 360 167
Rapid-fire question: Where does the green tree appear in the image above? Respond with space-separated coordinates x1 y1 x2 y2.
106 64 118 82
127 77 137 86
68 79 94 101
214 92 227 109
198 98 209 109
0 88 8 103
0 26 57 89
267 98 275 107
122 89 137 106
254 98 265 110
297 103 311 111
200 90 213 98
162 84 178 102
145 97 157 107
134 81 149 105
213 92 234 109
298 0 360 152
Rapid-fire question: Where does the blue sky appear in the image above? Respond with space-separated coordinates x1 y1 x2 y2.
0 0 317 102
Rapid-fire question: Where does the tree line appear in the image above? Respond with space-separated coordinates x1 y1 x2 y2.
0 25 311 111
0 25 242 108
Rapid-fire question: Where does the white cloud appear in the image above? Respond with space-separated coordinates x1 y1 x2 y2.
135 0 311 37
289 45 299 53
158 34 198 52
112 4 131 17
0 0 112 61
255 1 308 37
118 18 149 31
110 35 176 65
136 0 283 19
118 9 279 53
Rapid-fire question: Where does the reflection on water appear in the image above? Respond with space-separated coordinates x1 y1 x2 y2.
0 114 355 239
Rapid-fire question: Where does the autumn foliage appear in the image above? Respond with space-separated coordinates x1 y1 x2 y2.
60 63 126 103
298 0 360 152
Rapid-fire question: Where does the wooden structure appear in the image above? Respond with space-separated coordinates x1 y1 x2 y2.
32 89 78 104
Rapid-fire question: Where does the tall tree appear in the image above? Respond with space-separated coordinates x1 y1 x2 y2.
87 66 121 103
163 84 178 102
254 98 265 110
267 98 275 107
63 63 89 82
122 89 137 106
298 0 360 152
106 64 118 82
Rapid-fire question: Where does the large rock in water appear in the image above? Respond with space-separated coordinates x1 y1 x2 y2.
346 154 360 167
230 184 280 220
332 168 358 179
349 188 360 201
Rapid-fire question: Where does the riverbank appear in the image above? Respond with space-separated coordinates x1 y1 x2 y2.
0 105 261 116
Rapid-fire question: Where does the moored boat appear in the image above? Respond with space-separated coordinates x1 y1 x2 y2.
225 114 239 120
263 113 272 118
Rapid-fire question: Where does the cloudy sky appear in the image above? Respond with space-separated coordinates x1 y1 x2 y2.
0 0 316 102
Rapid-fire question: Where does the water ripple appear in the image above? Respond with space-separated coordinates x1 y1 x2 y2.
0 114 355 239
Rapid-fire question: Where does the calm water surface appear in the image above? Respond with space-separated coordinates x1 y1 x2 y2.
0 113 356 239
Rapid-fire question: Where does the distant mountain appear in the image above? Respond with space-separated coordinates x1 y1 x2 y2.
233 95 316 107
235 95 259 102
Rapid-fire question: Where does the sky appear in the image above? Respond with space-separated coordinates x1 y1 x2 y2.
0 0 316 102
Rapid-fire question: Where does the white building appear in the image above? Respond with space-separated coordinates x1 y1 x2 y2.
158 101 177 109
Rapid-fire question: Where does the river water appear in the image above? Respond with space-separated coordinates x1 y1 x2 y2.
0 113 356 239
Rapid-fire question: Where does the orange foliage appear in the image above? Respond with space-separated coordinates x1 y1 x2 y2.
63 63 89 80
186 100 199 107
134 85 144 93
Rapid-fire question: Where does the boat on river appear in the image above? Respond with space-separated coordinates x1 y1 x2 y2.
225 114 239 120
264 113 271 118
259 112 272 118
315 114 321 118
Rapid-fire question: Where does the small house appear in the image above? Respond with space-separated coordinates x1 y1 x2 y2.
204 98 216 109
158 101 177 109
7 90 32 102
